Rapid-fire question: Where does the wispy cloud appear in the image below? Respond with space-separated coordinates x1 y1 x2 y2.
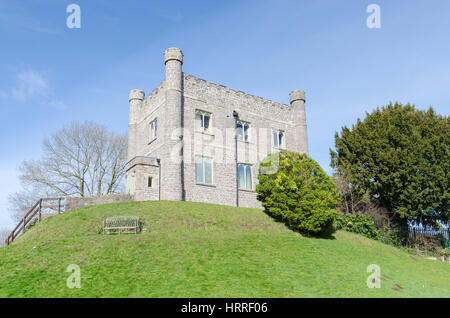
9 70 67 109
11 70 49 102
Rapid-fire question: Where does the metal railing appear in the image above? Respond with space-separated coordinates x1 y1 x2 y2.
408 227 450 249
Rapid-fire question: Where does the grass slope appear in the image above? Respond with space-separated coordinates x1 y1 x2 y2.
0 201 448 298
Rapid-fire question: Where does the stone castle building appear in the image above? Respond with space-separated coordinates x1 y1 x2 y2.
125 48 308 208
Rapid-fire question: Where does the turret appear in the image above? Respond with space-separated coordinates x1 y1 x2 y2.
163 47 184 200
164 48 183 129
128 89 145 160
290 90 309 155
164 47 183 90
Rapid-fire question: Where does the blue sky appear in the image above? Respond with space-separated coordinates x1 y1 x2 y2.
0 0 449 229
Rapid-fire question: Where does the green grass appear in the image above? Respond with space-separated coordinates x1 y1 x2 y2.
0 200 448 297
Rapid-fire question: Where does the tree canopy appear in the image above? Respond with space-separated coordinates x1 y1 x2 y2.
330 102 449 228
9 121 127 221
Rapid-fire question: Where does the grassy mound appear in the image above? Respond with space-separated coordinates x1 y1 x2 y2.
0 201 448 297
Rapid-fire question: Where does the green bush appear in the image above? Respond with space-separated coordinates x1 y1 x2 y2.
335 214 382 241
256 151 339 236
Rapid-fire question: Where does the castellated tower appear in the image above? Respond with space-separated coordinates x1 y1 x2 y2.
128 89 145 161
162 47 184 201
290 90 309 155
126 47 309 208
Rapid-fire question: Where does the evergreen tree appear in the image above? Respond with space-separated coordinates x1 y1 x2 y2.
331 102 449 229
257 151 339 236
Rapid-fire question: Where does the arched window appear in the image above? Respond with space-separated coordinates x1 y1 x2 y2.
238 163 252 190
272 129 284 149
236 121 250 141
195 110 212 132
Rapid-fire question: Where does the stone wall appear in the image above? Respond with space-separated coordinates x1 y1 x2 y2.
65 194 134 211
125 156 160 201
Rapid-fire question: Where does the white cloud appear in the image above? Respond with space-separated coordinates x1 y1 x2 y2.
9 70 67 109
11 70 49 102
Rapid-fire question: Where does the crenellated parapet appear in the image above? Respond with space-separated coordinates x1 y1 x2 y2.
183 74 292 114
129 89 145 102
143 81 165 104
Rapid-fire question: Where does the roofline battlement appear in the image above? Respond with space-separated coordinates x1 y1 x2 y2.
183 74 291 110
143 81 166 103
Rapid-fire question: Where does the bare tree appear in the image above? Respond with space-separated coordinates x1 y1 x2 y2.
8 187 52 222
8 121 127 221
332 170 399 242
0 228 10 247
332 170 371 215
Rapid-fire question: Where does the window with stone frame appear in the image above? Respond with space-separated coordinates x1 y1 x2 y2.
272 129 285 150
149 118 157 142
195 110 212 132
236 121 250 142
147 176 153 188
195 155 213 185
238 163 252 190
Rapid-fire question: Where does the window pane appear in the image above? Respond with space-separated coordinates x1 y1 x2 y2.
154 120 157 137
236 122 243 141
279 131 283 148
273 131 278 147
204 115 210 130
195 156 203 183
150 120 157 139
204 158 212 184
148 177 152 188
238 164 245 188
245 165 252 190
195 112 202 130
244 124 249 141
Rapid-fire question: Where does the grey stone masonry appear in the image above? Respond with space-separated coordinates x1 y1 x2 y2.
66 194 134 211
125 47 309 208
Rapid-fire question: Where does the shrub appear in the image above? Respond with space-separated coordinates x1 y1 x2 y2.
332 171 407 246
335 213 382 241
256 151 339 236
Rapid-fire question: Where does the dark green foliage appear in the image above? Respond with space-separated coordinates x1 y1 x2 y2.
331 103 449 228
335 214 382 241
256 151 339 236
